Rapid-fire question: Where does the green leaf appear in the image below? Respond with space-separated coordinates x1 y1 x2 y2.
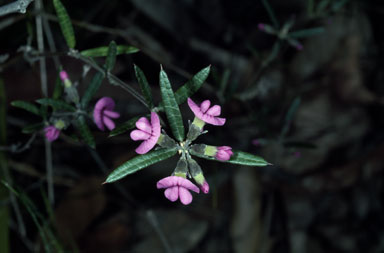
190 149 270 167
80 45 139 57
22 122 44 134
36 98 76 112
105 148 178 183
81 72 104 108
158 66 211 110
11 100 40 115
159 68 185 141
109 116 141 137
53 73 63 100
105 41 117 72
134 65 154 109
75 116 95 148
289 27 324 38
53 0 76 49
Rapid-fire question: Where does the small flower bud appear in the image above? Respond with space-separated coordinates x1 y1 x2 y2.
187 157 209 194
60 70 72 88
54 119 66 130
174 157 188 178
203 145 233 161
157 133 177 149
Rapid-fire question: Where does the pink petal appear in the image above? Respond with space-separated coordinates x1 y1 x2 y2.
59 71 68 81
201 114 226 126
188 98 204 120
176 177 200 193
103 110 120 119
136 117 152 133
95 97 115 111
178 187 193 205
150 112 161 140
135 139 156 154
206 105 221 116
164 186 179 202
200 100 211 113
157 176 178 189
93 108 104 131
201 181 209 194
130 130 151 141
103 116 116 131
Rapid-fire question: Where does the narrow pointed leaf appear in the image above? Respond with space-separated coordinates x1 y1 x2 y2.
75 116 95 148
11 100 40 115
109 116 141 137
190 149 270 167
105 41 117 72
289 27 324 38
106 148 178 183
80 45 139 57
36 98 76 112
159 68 185 141
53 73 63 99
22 122 44 134
134 65 154 109
53 0 76 49
158 66 211 110
81 72 104 108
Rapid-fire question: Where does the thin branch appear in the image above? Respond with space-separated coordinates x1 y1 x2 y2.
35 0 54 205
0 0 34 17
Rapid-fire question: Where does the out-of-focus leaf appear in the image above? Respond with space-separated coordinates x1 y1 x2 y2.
22 122 44 134
53 0 76 49
105 41 117 72
36 98 76 112
261 0 279 28
190 149 270 167
80 45 139 57
81 72 104 108
289 27 324 38
159 68 185 141
158 66 211 110
75 116 95 148
11 101 40 115
105 148 178 183
109 116 141 137
134 65 154 109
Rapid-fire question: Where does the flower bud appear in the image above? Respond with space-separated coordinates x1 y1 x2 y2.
174 157 188 178
157 133 177 149
202 145 233 161
187 157 209 194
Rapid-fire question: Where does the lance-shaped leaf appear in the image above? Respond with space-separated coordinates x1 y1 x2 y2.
134 65 154 109
80 45 139 57
36 98 76 112
81 72 104 108
190 149 270 167
53 0 76 49
159 68 185 141
289 27 324 38
109 116 141 137
105 147 178 183
53 74 63 100
22 122 44 134
11 100 40 115
75 116 95 148
105 41 117 72
158 66 211 110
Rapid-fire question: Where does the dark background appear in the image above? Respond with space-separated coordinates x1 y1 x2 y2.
1 0 384 252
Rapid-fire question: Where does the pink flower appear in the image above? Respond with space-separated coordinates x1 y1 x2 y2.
93 97 120 131
215 146 233 161
156 176 200 205
59 70 69 81
130 112 161 154
187 98 226 126
44 126 60 142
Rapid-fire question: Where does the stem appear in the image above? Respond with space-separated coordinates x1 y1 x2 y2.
35 0 54 205
0 0 34 17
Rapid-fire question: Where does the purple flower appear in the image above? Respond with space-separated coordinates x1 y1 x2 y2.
93 97 120 131
215 146 233 161
44 126 60 142
130 112 161 154
157 176 200 205
187 98 226 126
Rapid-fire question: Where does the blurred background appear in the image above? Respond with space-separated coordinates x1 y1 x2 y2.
1 0 384 252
